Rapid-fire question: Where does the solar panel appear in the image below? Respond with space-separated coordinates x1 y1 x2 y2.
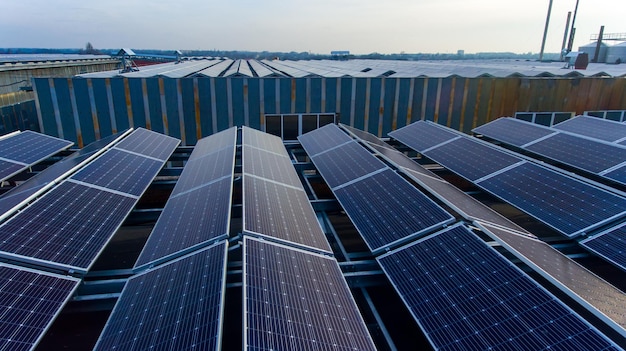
135 178 231 268
479 162 626 237
388 120 458 151
604 165 626 185
243 237 376 351
0 159 24 182
187 127 237 162
243 176 331 253
0 181 136 272
367 142 431 174
473 117 556 147
0 130 73 164
170 146 235 197
70 148 165 196
95 242 228 351
341 123 393 149
423 137 522 181
242 126 289 157
334 169 454 252
114 127 180 161
0 263 80 351
553 116 626 143
243 145 303 188
526 133 626 174
311 141 387 189
377 224 620 351
581 223 626 272
297 123 352 157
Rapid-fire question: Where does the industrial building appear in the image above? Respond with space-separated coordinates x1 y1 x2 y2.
0 54 625 350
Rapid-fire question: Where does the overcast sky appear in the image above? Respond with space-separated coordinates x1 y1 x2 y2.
1 0 622 54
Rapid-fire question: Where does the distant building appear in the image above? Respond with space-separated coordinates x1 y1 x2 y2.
579 42 609 63
331 51 350 56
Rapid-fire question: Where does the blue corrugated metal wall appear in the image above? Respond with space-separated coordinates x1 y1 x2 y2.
31 76 626 146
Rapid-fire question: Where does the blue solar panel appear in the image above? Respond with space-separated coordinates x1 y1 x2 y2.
243 237 376 351
423 137 522 181
0 263 80 351
135 178 231 268
342 124 392 149
479 162 626 237
114 128 180 161
96 243 228 351
526 133 626 174
243 176 331 252
389 121 458 151
553 116 626 143
334 169 454 252
171 146 235 197
297 123 353 156
581 223 626 272
0 130 73 164
0 159 24 181
311 141 387 188
70 148 165 196
377 224 620 351
243 126 289 157
188 127 237 162
243 145 302 188
604 165 626 185
0 181 137 272
473 118 556 147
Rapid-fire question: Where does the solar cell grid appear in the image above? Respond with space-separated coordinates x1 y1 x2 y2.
0 130 73 164
334 169 454 252
243 126 289 157
70 148 165 196
480 162 626 237
135 178 231 268
243 145 302 188
553 116 626 143
604 165 626 185
188 127 237 163
311 141 386 189
114 128 180 161
389 121 458 151
0 181 136 272
377 224 619 351
525 133 626 174
0 160 25 181
96 243 228 351
423 137 522 181
297 123 353 157
472 117 556 147
170 146 235 197
341 124 392 149
243 238 376 351
0 264 80 351
581 223 626 272
243 176 331 252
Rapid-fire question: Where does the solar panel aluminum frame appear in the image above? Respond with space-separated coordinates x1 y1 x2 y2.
580 223 626 273
376 223 624 348
133 130 237 271
0 130 20 142
0 129 133 224
95 241 229 351
242 236 375 350
0 262 81 351
475 221 626 338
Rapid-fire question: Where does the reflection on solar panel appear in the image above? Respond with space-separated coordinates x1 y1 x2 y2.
335 169 454 252
480 162 626 237
243 176 331 252
423 137 522 181
388 120 458 151
0 263 80 351
473 117 556 147
377 224 620 351
0 181 136 272
243 237 376 351
243 145 302 188
70 148 164 196
311 141 387 189
136 128 235 268
342 123 393 149
581 223 626 272
242 127 331 253
96 243 228 351
0 131 73 182
296 123 352 156
114 127 180 161
554 116 626 143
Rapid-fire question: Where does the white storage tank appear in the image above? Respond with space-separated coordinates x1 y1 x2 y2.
578 42 609 63
606 41 626 64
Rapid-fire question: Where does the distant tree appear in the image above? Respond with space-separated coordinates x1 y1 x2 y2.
81 42 99 55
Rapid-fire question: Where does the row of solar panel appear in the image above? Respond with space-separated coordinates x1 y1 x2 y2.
299 124 454 253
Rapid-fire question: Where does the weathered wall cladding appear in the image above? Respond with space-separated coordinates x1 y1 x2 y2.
32 76 626 147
